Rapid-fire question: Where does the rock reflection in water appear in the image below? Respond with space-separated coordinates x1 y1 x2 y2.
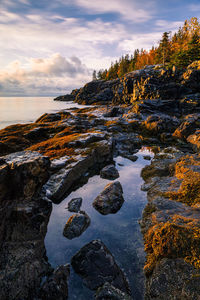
45 149 153 300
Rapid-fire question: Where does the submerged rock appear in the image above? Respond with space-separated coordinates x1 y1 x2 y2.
93 181 124 215
71 240 130 294
67 197 82 212
100 164 119 180
95 282 132 300
63 212 90 239
40 264 70 300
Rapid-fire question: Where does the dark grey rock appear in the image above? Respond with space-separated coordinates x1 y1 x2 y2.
143 155 151 160
95 282 132 300
100 165 119 180
0 151 52 300
71 240 130 294
40 264 70 300
67 197 82 212
122 154 138 162
63 212 90 239
93 181 124 215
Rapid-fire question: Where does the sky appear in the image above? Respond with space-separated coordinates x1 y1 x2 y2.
0 0 200 96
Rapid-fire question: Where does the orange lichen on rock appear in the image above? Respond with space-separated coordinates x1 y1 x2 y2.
165 155 200 206
144 218 200 275
26 134 80 159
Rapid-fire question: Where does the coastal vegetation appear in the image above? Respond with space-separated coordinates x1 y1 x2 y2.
94 17 200 80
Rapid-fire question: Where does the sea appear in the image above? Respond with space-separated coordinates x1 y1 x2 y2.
0 97 85 130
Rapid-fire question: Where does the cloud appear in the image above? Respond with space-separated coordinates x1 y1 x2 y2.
73 0 154 22
189 4 200 11
118 32 163 52
155 20 183 31
0 54 91 96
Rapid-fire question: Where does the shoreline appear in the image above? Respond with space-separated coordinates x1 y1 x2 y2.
1 63 200 299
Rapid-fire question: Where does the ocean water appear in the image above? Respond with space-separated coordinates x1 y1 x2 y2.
0 97 85 130
45 149 153 300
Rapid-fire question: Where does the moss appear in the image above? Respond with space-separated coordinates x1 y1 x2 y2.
26 134 79 159
165 155 200 206
144 219 200 276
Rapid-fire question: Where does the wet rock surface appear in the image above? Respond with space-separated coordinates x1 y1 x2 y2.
71 240 131 294
40 264 70 300
95 282 133 300
67 197 82 212
100 164 119 180
63 212 90 239
93 181 124 215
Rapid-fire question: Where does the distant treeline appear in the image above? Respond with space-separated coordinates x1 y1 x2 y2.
93 17 200 81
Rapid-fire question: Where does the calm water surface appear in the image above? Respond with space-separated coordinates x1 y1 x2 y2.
0 97 85 129
45 149 153 300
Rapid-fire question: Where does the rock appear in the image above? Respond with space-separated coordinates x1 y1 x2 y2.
103 107 123 118
71 240 130 294
187 129 200 150
100 165 119 180
63 212 90 239
145 258 200 300
93 181 124 215
67 197 82 212
40 264 70 300
143 114 180 134
173 113 200 140
95 282 132 300
75 80 117 105
122 154 138 162
54 94 75 101
0 151 52 300
143 155 151 160
45 140 113 203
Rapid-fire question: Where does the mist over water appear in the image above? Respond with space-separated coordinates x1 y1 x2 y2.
0 97 84 129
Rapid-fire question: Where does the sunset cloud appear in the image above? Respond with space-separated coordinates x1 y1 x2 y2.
0 54 91 96
0 0 197 96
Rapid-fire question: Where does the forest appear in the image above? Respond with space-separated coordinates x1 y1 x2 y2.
93 17 200 81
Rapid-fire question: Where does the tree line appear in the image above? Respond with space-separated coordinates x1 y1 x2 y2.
93 17 200 81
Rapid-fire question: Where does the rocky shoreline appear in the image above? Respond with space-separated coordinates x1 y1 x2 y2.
1 62 200 299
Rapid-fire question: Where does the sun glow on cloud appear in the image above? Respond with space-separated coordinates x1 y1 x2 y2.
0 54 91 96
0 0 196 96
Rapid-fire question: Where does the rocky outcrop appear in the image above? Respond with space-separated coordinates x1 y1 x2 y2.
93 181 124 215
71 240 130 294
63 212 90 239
140 148 200 300
0 151 53 300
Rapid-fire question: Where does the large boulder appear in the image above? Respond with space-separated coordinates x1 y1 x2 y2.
93 181 124 215
45 140 113 203
71 240 130 294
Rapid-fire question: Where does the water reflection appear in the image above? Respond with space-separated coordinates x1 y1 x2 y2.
45 149 153 300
